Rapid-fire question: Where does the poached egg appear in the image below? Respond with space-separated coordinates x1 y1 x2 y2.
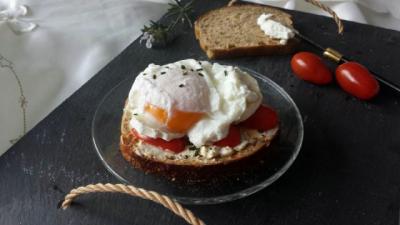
126 59 262 147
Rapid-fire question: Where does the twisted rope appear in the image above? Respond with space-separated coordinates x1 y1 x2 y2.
228 0 344 34
304 0 343 34
61 183 205 225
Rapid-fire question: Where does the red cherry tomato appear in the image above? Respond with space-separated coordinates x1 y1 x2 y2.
240 105 278 131
131 129 186 153
336 62 380 100
291 52 333 85
214 126 241 148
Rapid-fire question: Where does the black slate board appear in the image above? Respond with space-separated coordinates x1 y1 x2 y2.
1 1 400 225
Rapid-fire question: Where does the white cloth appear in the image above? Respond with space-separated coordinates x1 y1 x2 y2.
0 0 170 155
1 0 400 156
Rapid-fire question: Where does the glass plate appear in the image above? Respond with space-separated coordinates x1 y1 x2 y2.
92 67 303 205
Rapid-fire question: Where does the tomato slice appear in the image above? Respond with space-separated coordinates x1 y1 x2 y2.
240 105 278 131
131 129 186 153
214 126 241 148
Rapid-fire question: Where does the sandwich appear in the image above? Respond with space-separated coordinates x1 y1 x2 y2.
120 59 279 182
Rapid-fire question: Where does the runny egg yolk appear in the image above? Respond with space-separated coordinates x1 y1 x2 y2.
144 103 168 124
144 103 204 133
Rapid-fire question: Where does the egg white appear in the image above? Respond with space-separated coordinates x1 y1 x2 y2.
126 59 262 146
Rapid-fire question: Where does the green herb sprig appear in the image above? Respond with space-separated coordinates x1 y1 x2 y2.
140 0 194 48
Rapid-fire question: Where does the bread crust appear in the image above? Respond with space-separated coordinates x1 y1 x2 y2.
194 3 298 59
119 107 279 182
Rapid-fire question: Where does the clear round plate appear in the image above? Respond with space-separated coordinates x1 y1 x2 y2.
92 67 303 205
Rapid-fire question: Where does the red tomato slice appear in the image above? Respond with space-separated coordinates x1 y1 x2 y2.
131 129 186 153
214 126 241 148
335 62 380 100
291 52 333 85
240 105 278 131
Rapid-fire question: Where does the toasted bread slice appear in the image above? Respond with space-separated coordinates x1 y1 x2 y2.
119 105 279 182
194 4 297 59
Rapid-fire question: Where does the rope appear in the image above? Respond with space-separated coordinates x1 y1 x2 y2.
228 0 344 34
304 0 343 34
61 183 206 225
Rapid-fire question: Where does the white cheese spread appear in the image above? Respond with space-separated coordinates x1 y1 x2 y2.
257 13 295 45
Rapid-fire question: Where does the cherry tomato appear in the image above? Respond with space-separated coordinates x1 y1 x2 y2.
131 129 186 153
291 52 333 85
336 62 380 100
214 126 241 148
240 105 278 131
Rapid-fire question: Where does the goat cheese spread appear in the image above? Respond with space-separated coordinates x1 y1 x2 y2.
257 13 295 45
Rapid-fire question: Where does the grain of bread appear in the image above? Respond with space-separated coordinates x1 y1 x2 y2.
194 4 297 59
119 104 279 182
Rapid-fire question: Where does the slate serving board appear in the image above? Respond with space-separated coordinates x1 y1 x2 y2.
1 1 400 224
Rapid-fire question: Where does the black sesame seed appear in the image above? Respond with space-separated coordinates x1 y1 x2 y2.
133 113 138 116
152 74 156 79
179 84 185 88
198 61 202 65
196 68 203 71
143 73 147 75
224 70 227 76
160 71 166 75
183 72 188 76
181 65 186 70
198 73 204 77
165 66 169 69
190 69 194 72
189 146 197 151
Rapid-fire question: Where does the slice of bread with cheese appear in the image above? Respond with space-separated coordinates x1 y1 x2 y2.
119 105 279 182
194 4 297 59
